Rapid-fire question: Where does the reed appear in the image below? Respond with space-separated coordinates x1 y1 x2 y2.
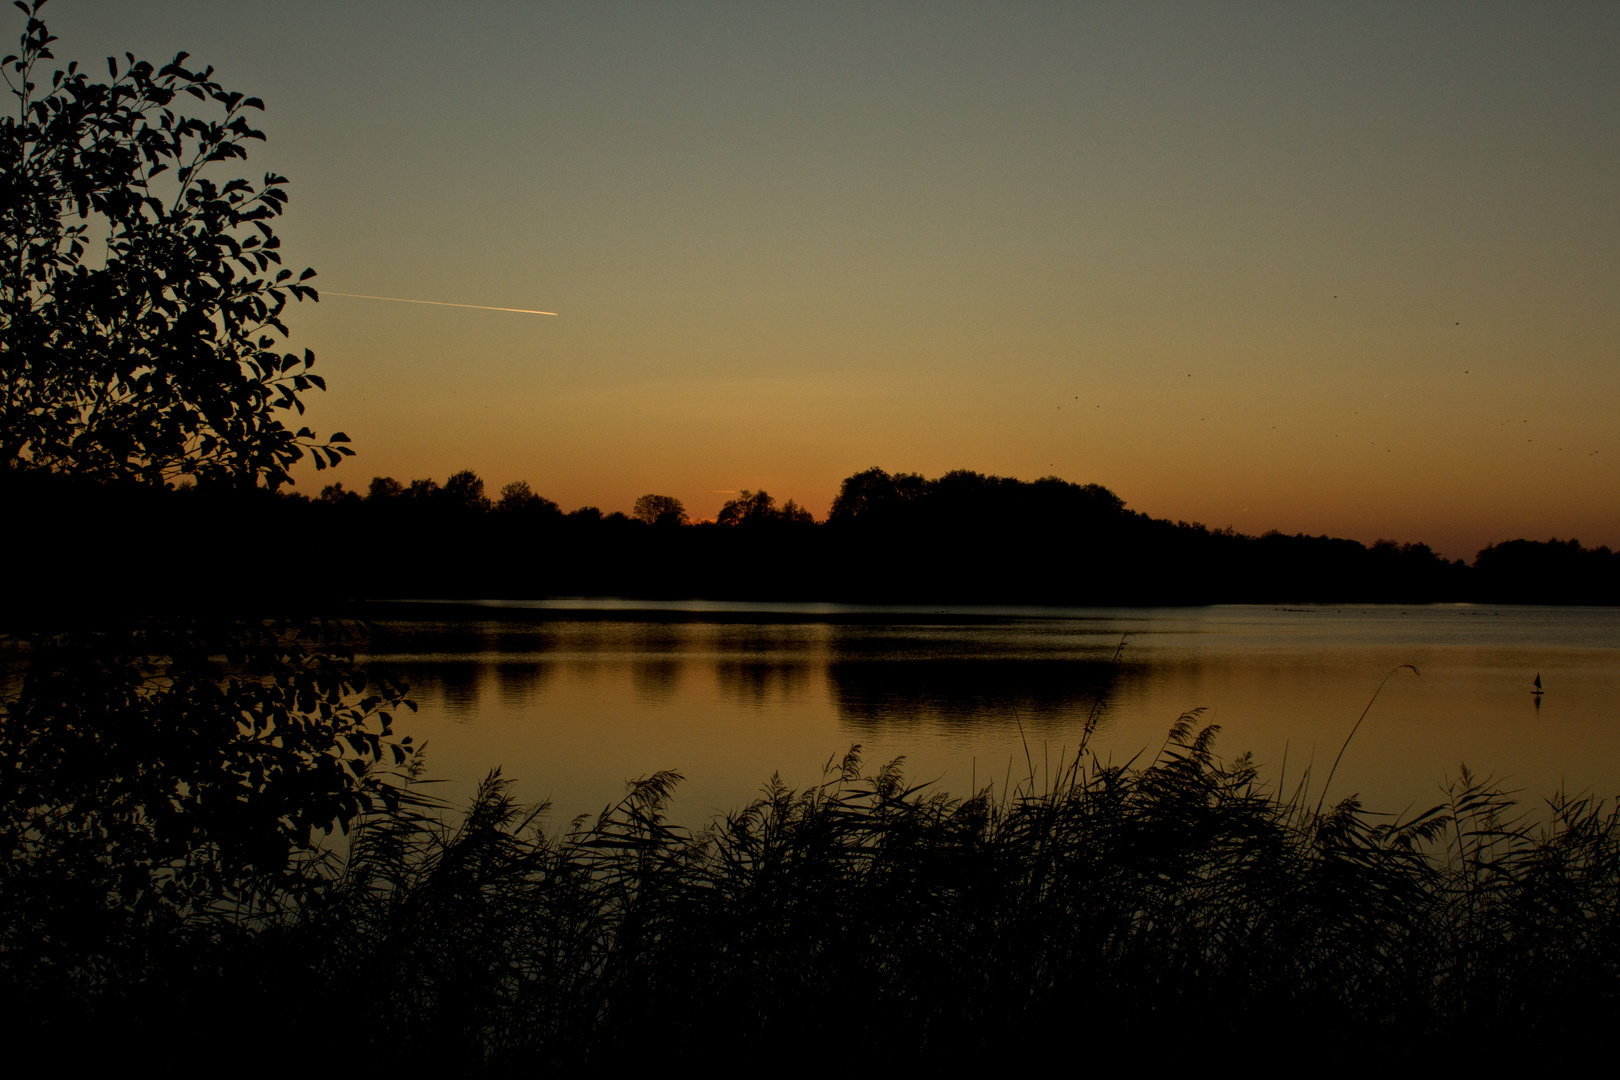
7 715 1619 1068
295 720 1620 1064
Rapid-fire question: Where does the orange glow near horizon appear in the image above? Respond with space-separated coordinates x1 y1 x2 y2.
52 4 1616 562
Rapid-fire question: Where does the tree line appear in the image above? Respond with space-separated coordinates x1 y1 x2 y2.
312 470 812 527
6 463 1615 616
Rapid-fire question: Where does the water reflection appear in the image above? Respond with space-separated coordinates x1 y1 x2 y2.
829 658 1115 728
631 658 684 704
716 660 813 706
495 661 555 708
355 605 1620 825
436 660 484 716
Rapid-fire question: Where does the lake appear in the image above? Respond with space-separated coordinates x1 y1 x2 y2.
362 601 1620 829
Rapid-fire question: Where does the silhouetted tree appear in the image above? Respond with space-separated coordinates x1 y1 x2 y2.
0 1 349 487
406 477 441 500
498 479 534 512
633 493 688 526
1474 538 1619 604
779 498 813 524
442 469 490 512
494 479 560 522
718 489 784 525
0 6 414 1025
368 475 403 501
318 480 360 505
827 467 930 524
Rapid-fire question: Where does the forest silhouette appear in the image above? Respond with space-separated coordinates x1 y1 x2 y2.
6 463 1616 620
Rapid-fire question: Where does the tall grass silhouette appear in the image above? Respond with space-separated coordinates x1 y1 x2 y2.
257 712 1617 1066
7 708 1619 1066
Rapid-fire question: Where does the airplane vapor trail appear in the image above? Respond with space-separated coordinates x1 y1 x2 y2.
323 291 557 315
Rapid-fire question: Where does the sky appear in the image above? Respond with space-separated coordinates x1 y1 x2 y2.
37 1 1620 558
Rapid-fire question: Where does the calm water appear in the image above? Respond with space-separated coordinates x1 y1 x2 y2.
362 602 1620 828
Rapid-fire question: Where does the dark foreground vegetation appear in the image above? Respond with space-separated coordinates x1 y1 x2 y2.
6 698 1619 1067
7 466 1619 615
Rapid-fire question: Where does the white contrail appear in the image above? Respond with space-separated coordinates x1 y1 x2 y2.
323 291 557 315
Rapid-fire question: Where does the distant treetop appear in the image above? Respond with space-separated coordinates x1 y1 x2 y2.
828 467 1125 527
717 489 812 526
633 493 688 527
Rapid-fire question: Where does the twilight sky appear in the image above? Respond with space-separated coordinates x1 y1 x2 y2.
47 2 1620 558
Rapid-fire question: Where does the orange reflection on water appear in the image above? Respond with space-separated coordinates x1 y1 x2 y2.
363 604 1620 827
